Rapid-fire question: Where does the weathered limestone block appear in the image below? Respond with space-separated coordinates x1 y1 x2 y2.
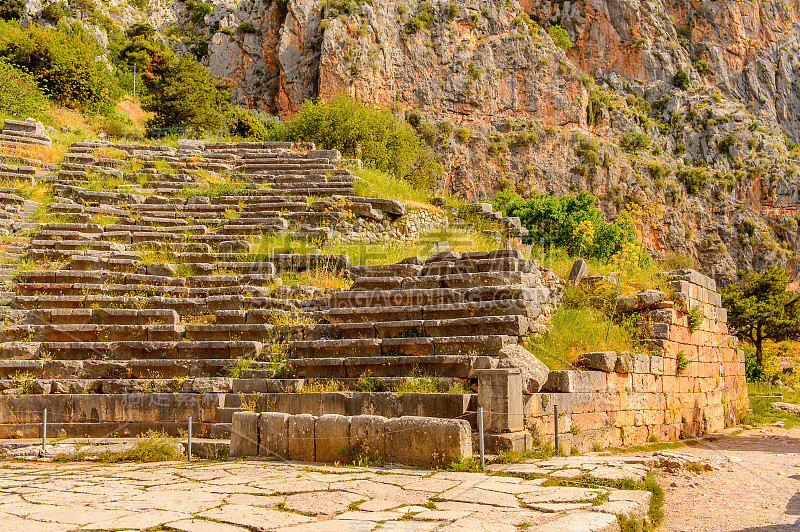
577 351 617 372
497 344 549 393
477 369 523 433
568 258 588 284
259 412 290 459
230 411 259 458
384 416 472 468
542 371 607 393
349 415 386 458
314 414 351 463
288 413 315 462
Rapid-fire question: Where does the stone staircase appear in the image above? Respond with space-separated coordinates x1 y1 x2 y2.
0 119 52 149
0 137 563 440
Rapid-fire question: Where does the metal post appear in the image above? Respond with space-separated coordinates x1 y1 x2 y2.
478 406 485 473
188 416 192 462
554 405 559 454
42 408 47 452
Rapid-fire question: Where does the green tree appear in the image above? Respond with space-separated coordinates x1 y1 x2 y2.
721 265 800 372
142 54 229 134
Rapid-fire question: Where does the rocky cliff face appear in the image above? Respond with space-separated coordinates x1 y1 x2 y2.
21 0 800 282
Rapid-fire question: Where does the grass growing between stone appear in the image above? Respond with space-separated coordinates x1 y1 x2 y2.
352 167 435 206
742 382 800 428
541 472 664 532
335 441 384 467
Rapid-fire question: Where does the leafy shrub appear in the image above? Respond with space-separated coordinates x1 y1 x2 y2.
695 59 709 73
673 69 690 90
237 21 256 33
404 16 424 35
224 106 277 140
0 0 24 20
437 120 452 136
676 350 689 374
620 131 651 152
191 2 213 21
548 25 572 50
455 126 470 143
444 2 459 19
493 189 640 261
129 0 149 9
677 167 707 194
687 305 705 332
279 94 442 189
40 1 69 22
0 21 122 111
336 441 384 466
0 57 48 119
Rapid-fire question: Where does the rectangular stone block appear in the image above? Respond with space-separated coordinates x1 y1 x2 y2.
350 415 386 458
384 416 472 468
230 411 259 458
259 412 289 459
476 369 523 433
288 413 315 462
314 413 351 463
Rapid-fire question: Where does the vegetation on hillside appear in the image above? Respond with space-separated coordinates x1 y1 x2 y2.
0 58 49 119
0 21 122 112
275 94 443 189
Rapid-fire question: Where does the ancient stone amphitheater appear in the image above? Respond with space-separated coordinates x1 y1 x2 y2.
0 118 747 467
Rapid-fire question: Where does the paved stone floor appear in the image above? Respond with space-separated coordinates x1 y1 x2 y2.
660 426 800 532
0 456 650 532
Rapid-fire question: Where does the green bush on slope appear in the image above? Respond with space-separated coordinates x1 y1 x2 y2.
277 94 443 189
0 20 122 112
0 57 49 119
493 188 641 262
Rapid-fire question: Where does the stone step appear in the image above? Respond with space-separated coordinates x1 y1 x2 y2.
329 286 543 308
289 354 490 378
14 282 277 298
305 315 530 340
20 308 179 326
350 271 541 291
290 334 516 359
12 294 303 315
0 376 233 395
0 133 50 146
4 340 262 361
0 357 241 379
1 324 184 343
324 299 540 323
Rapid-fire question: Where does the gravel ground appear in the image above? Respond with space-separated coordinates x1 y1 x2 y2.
660 426 800 532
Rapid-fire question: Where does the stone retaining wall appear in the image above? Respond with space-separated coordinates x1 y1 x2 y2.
230 411 472 468
520 269 748 451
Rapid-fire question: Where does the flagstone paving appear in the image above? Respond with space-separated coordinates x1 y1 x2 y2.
0 457 651 531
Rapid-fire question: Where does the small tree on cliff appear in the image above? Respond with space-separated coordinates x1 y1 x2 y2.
721 265 800 374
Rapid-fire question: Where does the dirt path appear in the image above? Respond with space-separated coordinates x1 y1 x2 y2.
660 426 800 531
